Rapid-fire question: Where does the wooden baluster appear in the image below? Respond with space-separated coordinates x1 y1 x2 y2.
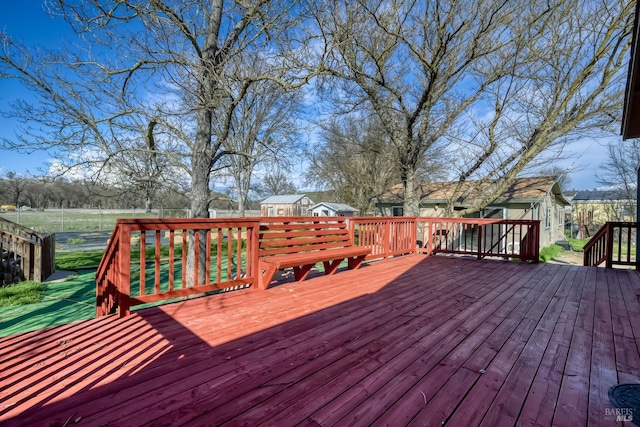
169 230 175 292
155 230 161 294
140 232 146 297
118 224 131 317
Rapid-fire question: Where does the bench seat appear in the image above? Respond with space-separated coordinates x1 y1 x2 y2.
258 218 371 290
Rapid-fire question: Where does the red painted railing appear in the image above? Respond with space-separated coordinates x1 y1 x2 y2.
583 222 638 268
350 217 539 263
416 218 540 262
96 218 260 317
96 216 540 317
349 217 417 260
95 222 122 316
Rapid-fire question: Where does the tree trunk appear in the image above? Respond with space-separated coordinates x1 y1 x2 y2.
186 110 213 287
402 166 419 216
235 174 245 217
145 184 153 213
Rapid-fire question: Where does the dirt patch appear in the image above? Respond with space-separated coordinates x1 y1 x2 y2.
550 251 583 266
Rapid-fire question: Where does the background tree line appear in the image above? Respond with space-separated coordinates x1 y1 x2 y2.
0 169 305 212
0 173 191 210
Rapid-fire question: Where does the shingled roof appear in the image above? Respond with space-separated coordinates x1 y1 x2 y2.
573 189 637 202
377 176 570 206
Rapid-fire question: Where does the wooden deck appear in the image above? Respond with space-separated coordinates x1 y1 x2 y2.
1 255 639 426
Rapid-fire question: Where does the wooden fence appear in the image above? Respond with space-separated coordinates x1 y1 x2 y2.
0 216 55 284
96 216 540 317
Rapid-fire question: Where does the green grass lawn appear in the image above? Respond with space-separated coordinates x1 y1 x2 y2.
0 210 158 233
539 244 565 263
0 270 96 337
0 282 47 307
56 249 106 269
567 237 590 251
0 245 247 338
567 236 636 261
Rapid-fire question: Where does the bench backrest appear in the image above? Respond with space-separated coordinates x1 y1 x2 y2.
259 217 353 257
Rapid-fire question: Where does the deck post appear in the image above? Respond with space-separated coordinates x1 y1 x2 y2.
637 164 640 269
411 218 417 254
477 224 483 260
606 223 613 269
250 220 260 289
118 224 131 317
384 219 391 259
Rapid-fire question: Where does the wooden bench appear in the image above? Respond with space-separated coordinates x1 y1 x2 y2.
258 218 371 290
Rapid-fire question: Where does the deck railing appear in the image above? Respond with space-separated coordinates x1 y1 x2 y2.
96 216 540 317
349 217 417 260
349 217 539 262
583 222 638 268
417 218 540 262
0 216 55 284
95 218 260 316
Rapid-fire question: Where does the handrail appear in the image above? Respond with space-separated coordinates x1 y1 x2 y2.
348 217 539 263
416 218 540 262
349 217 417 260
583 222 638 268
95 218 261 317
95 223 122 316
0 216 49 242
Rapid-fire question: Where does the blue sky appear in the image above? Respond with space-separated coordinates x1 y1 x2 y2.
0 2 76 176
0 1 626 191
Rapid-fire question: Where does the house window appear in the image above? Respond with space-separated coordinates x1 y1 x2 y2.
545 207 551 229
558 208 564 228
392 206 404 216
268 207 274 217
619 205 633 218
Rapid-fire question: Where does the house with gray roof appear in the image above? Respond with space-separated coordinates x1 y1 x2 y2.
572 189 637 226
260 194 314 217
309 202 359 217
375 176 570 248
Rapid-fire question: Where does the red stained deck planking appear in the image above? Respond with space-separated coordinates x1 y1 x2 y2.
1 256 639 426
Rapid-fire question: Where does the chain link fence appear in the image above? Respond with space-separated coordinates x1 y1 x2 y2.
0 208 260 234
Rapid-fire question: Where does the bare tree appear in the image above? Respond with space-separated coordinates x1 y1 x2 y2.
447 0 633 215
307 115 447 213
257 170 298 197
313 0 633 215
1 1 313 214
108 118 182 213
4 172 27 208
533 166 573 192
220 73 303 216
596 139 640 218
0 0 317 285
